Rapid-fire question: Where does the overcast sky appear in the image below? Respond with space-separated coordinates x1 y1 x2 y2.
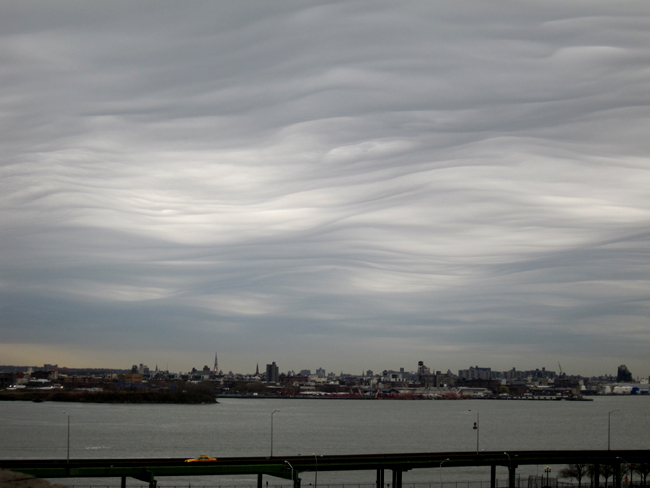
2 1 650 378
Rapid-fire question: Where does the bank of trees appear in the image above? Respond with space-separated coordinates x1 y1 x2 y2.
0 381 217 404
559 464 590 488
560 463 650 487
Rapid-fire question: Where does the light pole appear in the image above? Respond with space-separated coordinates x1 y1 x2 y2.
545 466 551 488
284 460 294 485
62 411 70 463
271 409 280 457
469 410 479 454
313 453 319 488
440 458 450 487
608 409 619 450
504 451 519 487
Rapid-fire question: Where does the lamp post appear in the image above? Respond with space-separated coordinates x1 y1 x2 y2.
469 410 479 454
440 458 450 487
284 460 294 485
608 409 619 451
271 410 280 457
313 454 319 488
62 411 70 463
545 466 551 488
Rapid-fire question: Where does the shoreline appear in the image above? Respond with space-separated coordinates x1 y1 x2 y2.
0 389 217 404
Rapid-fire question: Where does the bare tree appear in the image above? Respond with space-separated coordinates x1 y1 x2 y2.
633 463 650 486
600 464 614 487
588 464 615 488
560 464 590 488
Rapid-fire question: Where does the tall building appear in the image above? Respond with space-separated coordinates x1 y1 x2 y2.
417 361 431 380
266 362 279 383
458 365 491 380
617 365 632 382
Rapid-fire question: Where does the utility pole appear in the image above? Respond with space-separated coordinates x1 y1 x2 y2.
62 411 70 463
608 409 619 450
271 409 280 457
469 410 479 454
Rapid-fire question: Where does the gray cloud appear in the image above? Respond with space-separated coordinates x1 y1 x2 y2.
1 1 650 377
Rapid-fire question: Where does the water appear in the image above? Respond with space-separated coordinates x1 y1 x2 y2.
0 396 648 487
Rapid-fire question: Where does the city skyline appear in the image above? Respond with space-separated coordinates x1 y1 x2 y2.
2 358 643 383
2 2 650 378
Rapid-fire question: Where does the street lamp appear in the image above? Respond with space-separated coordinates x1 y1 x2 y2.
313 453 320 488
544 466 551 488
608 409 619 451
469 410 479 454
271 410 280 457
440 458 450 487
284 460 294 485
504 451 519 486
62 411 70 463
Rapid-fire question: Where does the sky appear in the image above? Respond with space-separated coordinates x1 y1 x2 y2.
1 1 650 378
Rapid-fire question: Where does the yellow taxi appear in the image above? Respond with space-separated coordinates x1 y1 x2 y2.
185 455 217 463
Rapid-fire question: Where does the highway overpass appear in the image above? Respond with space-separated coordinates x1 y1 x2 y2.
1 449 647 488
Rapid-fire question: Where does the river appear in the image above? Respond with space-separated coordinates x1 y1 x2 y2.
1 396 648 487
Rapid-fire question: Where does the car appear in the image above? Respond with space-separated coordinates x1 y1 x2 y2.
185 455 217 463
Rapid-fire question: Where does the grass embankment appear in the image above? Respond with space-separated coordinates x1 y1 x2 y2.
0 469 68 488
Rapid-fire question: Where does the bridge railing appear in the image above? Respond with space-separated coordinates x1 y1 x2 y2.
64 483 502 488
63 482 522 488
62 481 646 488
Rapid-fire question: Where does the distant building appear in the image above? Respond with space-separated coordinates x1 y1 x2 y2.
0 372 15 389
417 361 431 381
266 362 279 383
458 366 491 381
436 371 457 388
31 370 50 380
617 365 632 382
194 365 211 379
125 373 143 384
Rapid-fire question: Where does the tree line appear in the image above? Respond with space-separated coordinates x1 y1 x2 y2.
560 463 650 488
